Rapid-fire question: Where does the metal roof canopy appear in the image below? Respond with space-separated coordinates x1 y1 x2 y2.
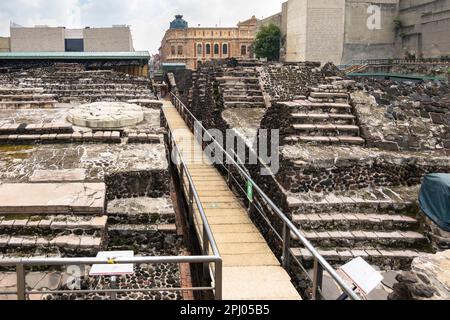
0 51 150 61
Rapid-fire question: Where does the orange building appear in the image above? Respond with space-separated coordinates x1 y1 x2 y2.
160 15 258 70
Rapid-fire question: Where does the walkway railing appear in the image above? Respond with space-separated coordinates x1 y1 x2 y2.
0 129 223 300
170 93 361 300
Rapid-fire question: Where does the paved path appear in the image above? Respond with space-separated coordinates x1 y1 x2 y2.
162 101 301 300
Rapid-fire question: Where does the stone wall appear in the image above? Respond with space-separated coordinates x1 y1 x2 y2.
259 62 324 102
277 149 450 194
105 170 170 201
353 79 450 152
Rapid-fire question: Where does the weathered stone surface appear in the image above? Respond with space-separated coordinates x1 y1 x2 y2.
389 250 450 300
29 169 86 182
0 183 105 215
67 102 145 129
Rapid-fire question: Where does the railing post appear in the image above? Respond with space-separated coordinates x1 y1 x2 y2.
188 184 194 227
312 258 323 300
202 224 210 283
179 162 185 194
282 222 291 269
16 264 26 300
214 259 223 300
226 163 232 188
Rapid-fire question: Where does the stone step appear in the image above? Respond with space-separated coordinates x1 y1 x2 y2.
0 183 105 216
293 213 419 231
293 230 428 249
0 234 104 254
224 101 266 108
108 223 176 234
291 113 356 125
284 135 365 145
0 131 121 145
223 95 265 103
292 124 360 134
0 215 107 236
0 123 73 135
0 101 57 109
310 92 349 99
291 247 421 270
0 94 57 102
223 89 263 96
127 133 161 144
286 189 415 214
60 96 155 103
107 197 175 225
0 88 44 95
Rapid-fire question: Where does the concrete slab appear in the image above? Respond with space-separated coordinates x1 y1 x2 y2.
0 183 105 215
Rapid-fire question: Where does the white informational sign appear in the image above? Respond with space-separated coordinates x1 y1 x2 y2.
339 257 383 296
89 251 135 276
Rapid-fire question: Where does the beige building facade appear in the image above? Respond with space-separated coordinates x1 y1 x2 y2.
160 15 258 70
0 37 10 52
259 0 450 64
8 24 134 52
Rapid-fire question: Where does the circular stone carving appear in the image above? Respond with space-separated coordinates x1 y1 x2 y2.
67 102 144 129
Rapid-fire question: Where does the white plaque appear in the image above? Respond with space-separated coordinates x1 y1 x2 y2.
89 251 135 276
339 257 383 295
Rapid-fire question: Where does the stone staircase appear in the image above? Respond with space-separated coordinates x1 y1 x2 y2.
284 83 365 146
287 187 431 270
0 87 57 109
0 182 107 262
106 197 179 254
14 68 156 103
217 67 266 109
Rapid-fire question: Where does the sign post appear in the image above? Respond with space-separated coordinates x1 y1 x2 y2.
90 251 135 300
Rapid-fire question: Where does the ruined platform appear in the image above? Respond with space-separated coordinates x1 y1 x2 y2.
0 183 105 215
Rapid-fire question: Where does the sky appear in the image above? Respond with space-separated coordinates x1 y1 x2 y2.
0 0 285 53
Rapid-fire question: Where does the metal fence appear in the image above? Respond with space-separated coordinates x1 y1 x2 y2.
170 93 361 300
0 133 223 300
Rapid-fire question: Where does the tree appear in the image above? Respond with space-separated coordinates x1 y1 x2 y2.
253 24 281 61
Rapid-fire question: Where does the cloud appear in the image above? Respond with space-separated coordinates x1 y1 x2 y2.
0 0 285 52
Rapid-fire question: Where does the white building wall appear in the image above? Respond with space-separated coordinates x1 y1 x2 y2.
83 27 134 52
10 27 65 52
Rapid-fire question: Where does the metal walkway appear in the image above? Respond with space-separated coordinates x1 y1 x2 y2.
162 101 301 300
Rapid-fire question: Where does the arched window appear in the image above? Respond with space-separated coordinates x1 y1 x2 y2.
177 45 183 55
205 44 211 55
214 44 219 55
197 44 203 55
241 45 247 56
222 43 228 56
171 46 176 56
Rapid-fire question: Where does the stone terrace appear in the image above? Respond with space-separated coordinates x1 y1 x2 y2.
0 65 184 300
181 61 450 280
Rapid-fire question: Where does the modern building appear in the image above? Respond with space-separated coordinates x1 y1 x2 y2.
160 15 258 70
0 37 10 52
7 24 134 52
258 0 450 64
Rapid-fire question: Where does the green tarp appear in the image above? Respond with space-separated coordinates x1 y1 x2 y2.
419 173 450 232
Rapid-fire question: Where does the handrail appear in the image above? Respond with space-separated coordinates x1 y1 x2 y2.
169 92 361 300
0 114 223 300
0 255 221 299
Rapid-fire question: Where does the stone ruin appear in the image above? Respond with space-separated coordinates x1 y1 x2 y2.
0 63 186 300
172 59 450 299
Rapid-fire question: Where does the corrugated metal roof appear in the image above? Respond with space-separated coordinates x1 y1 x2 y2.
0 51 150 60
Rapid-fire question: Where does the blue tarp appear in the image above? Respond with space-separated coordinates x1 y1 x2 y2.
419 173 450 232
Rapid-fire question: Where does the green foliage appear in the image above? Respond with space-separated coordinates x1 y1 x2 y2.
253 24 281 61
447 67 450 74
393 18 403 32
